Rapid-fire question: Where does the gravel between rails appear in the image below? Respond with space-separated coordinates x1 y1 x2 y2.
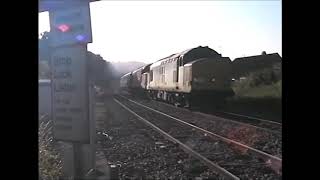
96 97 227 179
116 97 282 180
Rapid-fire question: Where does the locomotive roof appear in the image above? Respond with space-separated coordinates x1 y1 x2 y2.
121 72 132 78
184 56 231 66
154 48 193 62
132 66 144 73
151 46 220 68
175 46 219 58
132 63 152 73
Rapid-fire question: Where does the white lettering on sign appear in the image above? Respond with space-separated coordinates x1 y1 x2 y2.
51 45 89 143
49 3 92 47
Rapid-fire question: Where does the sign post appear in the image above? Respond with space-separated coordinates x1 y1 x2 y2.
47 2 95 179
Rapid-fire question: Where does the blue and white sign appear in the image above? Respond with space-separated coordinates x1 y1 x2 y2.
49 3 92 47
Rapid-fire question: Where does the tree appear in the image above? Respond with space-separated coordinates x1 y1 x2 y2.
39 61 50 79
39 31 51 79
38 31 116 87
39 31 51 62
87 51 115 88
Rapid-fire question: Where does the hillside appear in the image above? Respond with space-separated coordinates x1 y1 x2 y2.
111 61 146 77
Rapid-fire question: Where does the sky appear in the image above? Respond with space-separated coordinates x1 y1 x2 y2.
39 1 281 63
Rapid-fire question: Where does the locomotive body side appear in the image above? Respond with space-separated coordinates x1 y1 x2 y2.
148 46 229 106
149 58 180 92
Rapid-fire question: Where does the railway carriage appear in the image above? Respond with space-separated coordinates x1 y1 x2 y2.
119 72 132 95
120 64 152 97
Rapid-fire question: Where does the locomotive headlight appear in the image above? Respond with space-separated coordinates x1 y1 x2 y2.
193 77 207 83
193 78 204 82
211 78 216 82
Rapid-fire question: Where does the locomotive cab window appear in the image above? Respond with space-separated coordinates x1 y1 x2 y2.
178 56 183 66
173 70 177 82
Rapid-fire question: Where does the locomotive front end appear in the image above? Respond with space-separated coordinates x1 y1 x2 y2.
188 57 235 105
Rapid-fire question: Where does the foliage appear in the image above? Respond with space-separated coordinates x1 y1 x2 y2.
39 31 51 79
39 61 50 79
248 68 281 87
232 67 282 98
39 115 62 180
87 51 114 87
38 31 116 88
39 32 51 62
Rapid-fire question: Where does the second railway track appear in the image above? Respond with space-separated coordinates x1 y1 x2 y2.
204 110 282 132
136 96 281 134
114 95 282 179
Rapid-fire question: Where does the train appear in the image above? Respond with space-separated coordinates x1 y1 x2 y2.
119 46 235 107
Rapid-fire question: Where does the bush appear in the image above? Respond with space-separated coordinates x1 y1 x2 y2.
227 67 282 120
232 68 282 98
39 115 62 180
248 68 281 87
39 61 50 79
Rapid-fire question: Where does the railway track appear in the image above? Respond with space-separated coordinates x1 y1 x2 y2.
114 95 282 179
119 95 282 157
97 98 228 179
